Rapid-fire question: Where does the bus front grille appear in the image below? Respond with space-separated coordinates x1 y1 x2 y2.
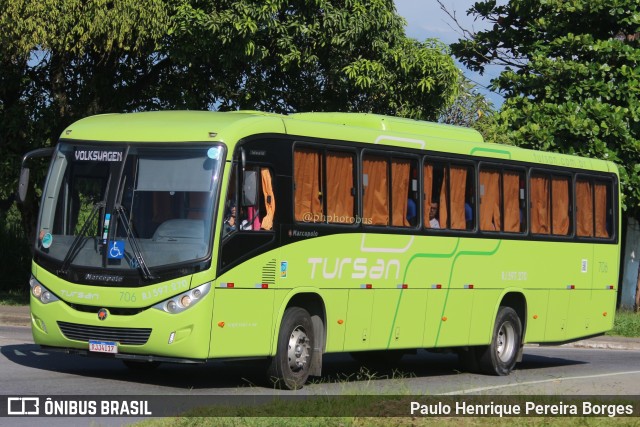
57 321 151 345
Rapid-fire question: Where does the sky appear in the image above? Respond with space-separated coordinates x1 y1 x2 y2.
394 0 505 108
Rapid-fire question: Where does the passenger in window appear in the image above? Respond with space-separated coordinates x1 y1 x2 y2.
223 201 237 235
407 198 417 226
429 202 440 229
465 202 473 229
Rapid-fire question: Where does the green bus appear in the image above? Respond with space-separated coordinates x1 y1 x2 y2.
19 111 620 389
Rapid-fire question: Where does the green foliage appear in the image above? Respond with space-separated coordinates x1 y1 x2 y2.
0 204 31 292
607 310 640 337
439 74 511 145
170 0 459 119
0 0 459 206
451 0 640 215
0 0 460 293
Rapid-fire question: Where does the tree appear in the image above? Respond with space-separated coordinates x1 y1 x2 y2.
1 0 460 243
439 73 510 145
448 0 640 218
171 0 460 118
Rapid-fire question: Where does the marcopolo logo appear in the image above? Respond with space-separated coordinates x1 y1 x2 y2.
7 397 40 415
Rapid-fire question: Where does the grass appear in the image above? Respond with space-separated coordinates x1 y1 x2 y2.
0 289 29 305
132 396 640 427
606 310 640 338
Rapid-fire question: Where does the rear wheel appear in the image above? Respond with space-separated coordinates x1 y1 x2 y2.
477 306 522 375
267 307 314 390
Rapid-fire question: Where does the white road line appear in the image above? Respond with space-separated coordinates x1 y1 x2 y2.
440 370 640 395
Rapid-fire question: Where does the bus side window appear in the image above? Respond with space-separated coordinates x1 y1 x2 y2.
390 157 417 228
479 168 525 233
480 168 501 231
260 168 275 230
240 167 275 231
362 154 389 226
439 163 473 230
294 147 323 223
576 177 611 239
294 147 355 225
551 175 571 236
223 167 238 236
530 173 550 234
424 161 444 229
530 172 571 236
326 151 355 224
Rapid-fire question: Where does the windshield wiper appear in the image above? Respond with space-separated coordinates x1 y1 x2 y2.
113 204 155 281
59 201 105 276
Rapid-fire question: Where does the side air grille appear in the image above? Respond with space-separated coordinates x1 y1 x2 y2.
57 321 151 345
262 259 277 285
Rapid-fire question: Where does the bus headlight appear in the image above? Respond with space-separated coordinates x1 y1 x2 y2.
153 282 211 314
29 276 59 304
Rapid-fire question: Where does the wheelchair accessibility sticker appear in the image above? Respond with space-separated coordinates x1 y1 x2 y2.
108 240 125 259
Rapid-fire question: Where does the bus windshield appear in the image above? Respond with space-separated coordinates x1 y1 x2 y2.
35 142 222 278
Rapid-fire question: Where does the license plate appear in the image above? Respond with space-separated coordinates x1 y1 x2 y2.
89 340 118 354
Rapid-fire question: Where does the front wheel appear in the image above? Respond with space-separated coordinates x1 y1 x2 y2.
267 307 314 390
477 306 522 376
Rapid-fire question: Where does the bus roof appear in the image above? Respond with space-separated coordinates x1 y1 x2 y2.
61 110 616 174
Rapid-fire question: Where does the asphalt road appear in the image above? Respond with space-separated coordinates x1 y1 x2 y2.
2 324 640 425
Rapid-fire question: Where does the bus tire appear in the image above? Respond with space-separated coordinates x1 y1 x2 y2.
478 306 522 376
267 307 314 390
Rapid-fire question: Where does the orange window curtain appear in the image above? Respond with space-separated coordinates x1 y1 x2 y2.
576 180 593 237
480 170 501 231
294 149 322 222
363 156 389 225
503 171 521 232
391 159 411 227
423 164 433 228
260 168 275 230
551 177 570 235
439 170 449 228
326 152 354 223
530 175 550 234
449 166 468 230
594 183 609 238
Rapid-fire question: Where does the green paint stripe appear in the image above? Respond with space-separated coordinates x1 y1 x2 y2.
469 147 512 159
385 238 503 348
434 240 502 346
386 239 461 348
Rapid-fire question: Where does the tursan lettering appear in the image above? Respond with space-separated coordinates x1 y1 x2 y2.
75 150 123 162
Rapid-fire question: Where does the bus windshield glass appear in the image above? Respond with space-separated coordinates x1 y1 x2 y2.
35 143 222 274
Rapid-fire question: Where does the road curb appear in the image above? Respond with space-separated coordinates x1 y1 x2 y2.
560 339 640 351
0 314 30 326
0 306 31 327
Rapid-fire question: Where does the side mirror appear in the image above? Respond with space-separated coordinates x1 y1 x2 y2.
17 147 55 204
242 171 258 206
17 168 31 204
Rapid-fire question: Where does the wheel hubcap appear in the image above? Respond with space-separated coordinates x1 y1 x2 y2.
496 321 516 362
287 326 311 372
